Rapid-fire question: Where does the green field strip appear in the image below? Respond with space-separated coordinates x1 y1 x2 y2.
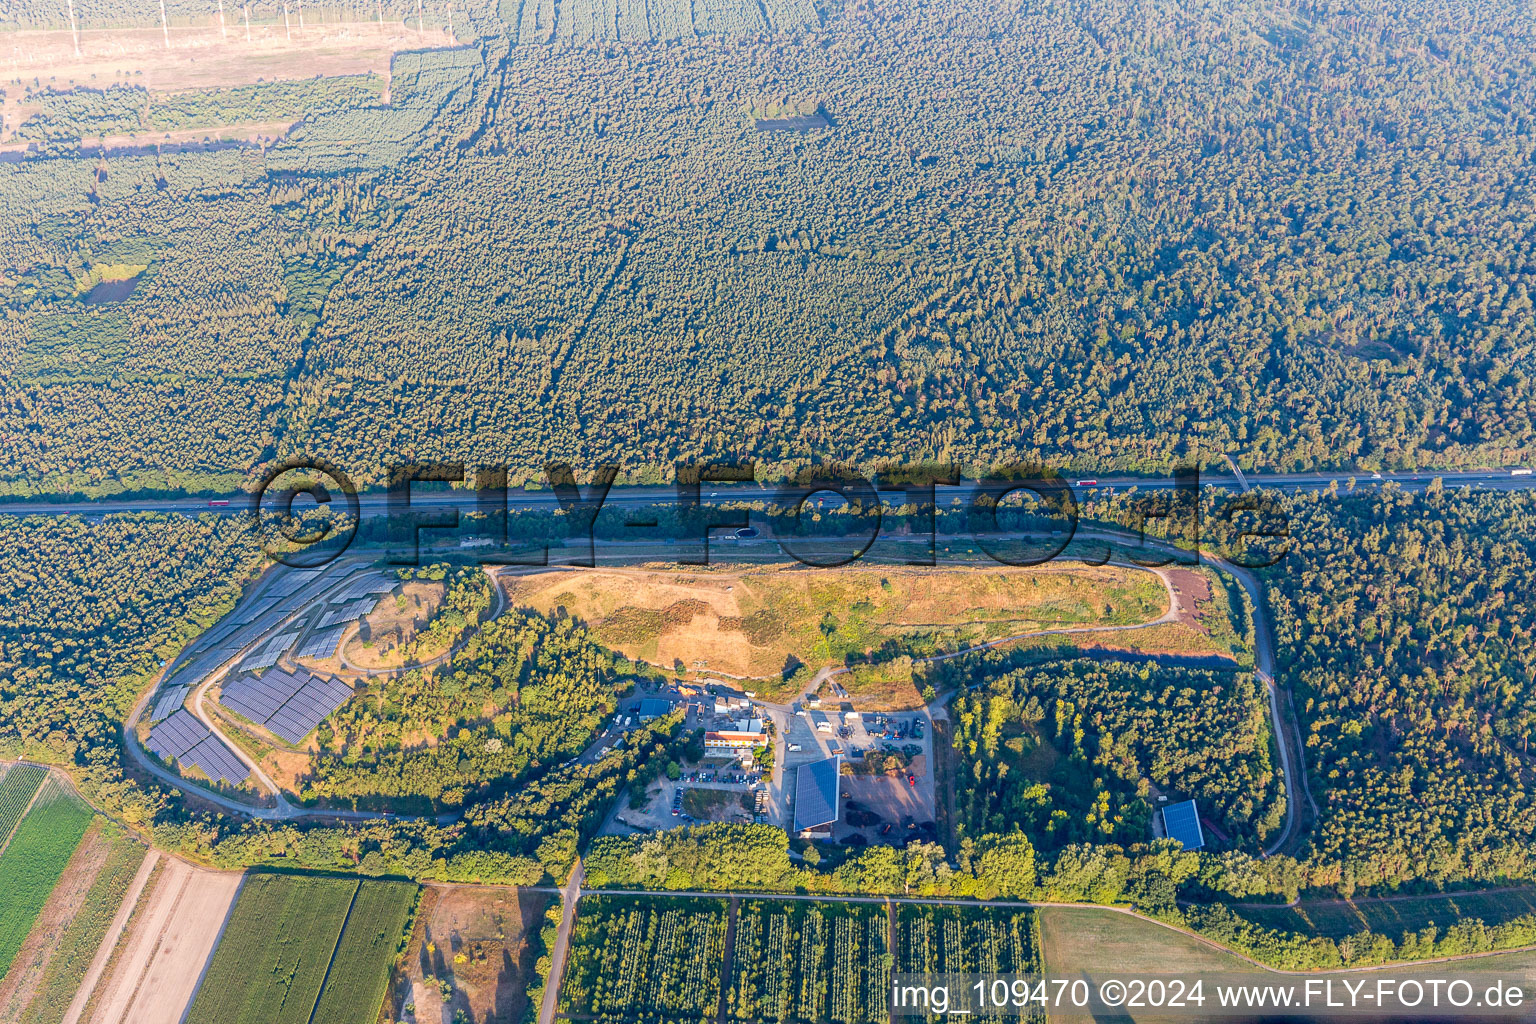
0 780 95 978
0 764 50 852
306 880 418 1024
15 824 148 1024
185 873 360 1024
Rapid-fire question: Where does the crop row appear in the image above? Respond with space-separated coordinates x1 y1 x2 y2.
0 763 49 848
309 880 418 1024
897 905 1041 1021
559 896 729 1018
0 780 95 977
728 901 890 1024
187 873 360 1024
12 823 147 1024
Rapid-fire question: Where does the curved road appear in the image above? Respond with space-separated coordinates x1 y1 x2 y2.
125 530 1312 855
124 566 510 822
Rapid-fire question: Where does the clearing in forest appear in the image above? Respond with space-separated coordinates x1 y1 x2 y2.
390 885 553 1024
503 563 1166 682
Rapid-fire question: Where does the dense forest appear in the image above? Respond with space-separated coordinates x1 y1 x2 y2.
4 0 1536 498
0 513 264 824
1262 486 1536 890
306 606 626 809
948 658 1283 853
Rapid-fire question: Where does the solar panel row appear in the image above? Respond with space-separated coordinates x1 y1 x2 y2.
239 630 299 672
181 736 250 785
229 595 279 627
319 597 378 629
265 566 324 597
149 683 191 722
329 574 398 603
147 710 211 759
295 624 348 660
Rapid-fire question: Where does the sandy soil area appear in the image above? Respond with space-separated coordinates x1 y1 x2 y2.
82 857 242 1024
0 22 434 94
59 851 159 1024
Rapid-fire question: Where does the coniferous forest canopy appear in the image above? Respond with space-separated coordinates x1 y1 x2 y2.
2 0 1535 496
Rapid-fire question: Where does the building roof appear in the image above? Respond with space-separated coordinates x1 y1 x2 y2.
705 730 766 746
637 698 673 718
794 756 841 832
1162 799 1205 851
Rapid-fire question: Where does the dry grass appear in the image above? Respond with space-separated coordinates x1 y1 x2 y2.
392 885 552 1024
503 562 1166 682
342 580 444 670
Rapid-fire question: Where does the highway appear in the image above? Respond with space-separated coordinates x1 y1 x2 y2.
2 467 1533 519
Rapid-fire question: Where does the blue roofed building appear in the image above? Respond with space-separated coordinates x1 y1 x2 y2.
1162 799 1206 851
637 697 674 721
793 755 841 836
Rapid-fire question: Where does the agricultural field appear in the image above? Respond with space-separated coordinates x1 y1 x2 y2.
1233 888 1536 943
390 885 554 1024
78 855 241 1024
502 563 1166 686
894 904 1042 1022
0 764 48 848
727 900 890 1024
186 873 416 1024
0 819 145 1024
308 880 417 1024
558 896 729 1020
897 903 1041 977
0 778 95 978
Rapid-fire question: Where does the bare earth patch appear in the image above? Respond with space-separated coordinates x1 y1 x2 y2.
503 562 1166 680
393 885 552 1024
81 857 242 1024
342 580 444 670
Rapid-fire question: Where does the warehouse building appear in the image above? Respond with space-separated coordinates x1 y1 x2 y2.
793 755 841 837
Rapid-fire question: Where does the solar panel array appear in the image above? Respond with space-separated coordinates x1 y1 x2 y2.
146 709 209 759
329 574 398 603
266 566 324 597
294 624 348 660
318 597 379 628
146 710 248 785
220 668 354 744
240 630 299 672
149 683 191 722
